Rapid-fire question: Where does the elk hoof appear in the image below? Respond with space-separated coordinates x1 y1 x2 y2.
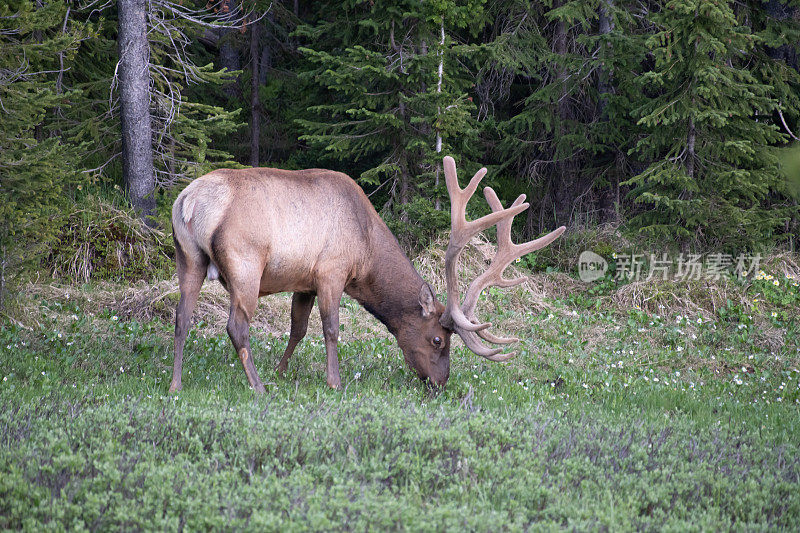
275 362 288 376
168 381 182 394
327 376 341 389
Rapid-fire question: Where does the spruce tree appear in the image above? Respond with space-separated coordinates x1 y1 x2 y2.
626 0 787 249
295 0 486 243
749 0 800 247
58 2 242 193
0 0 86 304
489 0 639 236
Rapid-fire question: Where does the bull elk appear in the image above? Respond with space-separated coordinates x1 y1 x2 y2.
169 156 564 393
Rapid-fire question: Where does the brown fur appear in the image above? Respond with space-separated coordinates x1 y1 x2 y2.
169 167 452 393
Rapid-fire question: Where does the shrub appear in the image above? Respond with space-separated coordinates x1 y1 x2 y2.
46 198 174 283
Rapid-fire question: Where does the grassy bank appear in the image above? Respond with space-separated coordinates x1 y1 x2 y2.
1 261 800 530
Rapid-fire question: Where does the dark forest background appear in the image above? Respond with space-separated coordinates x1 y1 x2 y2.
2 0 800 301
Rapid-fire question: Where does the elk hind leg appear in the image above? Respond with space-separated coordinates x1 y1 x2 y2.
226 281 266 394
170 245 207 393
276 292 315 376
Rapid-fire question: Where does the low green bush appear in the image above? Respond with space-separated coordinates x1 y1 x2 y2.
46 198 174 283
1 286 799 530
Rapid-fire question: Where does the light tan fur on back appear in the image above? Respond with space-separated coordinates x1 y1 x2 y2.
172 171 234 266
172 168 380 294
181 194 196 225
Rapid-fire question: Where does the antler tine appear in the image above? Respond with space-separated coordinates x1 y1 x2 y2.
458 328 517 361
440 158 566 361
443 157 529 248
476 329 518 345
462 188 566 315
441 157 529 335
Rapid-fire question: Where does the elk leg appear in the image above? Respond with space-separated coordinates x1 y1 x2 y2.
226 285 266 394
169 251 207 394
316 284 344 389
276 292 315 376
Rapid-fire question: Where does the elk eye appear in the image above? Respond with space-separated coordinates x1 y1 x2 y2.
432 336 442 347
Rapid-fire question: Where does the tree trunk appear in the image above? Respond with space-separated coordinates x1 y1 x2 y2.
54 4 71 136
33 0 44 142
399 159 411 224
250 20 261 167
597 0 619 224
434 22 445 211
397 97 410 219
218 28 241 99
551 8 571 228
118 0 156 224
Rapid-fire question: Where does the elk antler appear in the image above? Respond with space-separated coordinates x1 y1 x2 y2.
439 156 566 361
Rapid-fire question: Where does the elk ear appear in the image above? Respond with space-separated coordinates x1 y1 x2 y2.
418 283 437 318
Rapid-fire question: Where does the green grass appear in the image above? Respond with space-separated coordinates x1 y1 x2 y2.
1 280 800 531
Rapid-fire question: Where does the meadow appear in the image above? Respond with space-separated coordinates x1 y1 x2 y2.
1 250 799 531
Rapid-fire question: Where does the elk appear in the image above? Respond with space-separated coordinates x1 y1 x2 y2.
168 156 564 393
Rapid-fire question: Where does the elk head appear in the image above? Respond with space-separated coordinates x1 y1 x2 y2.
392 283 452 387
426 156 565 381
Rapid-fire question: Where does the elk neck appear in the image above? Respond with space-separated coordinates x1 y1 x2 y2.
346 230 428 337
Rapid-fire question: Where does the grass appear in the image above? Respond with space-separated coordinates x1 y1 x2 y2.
2 264 800 530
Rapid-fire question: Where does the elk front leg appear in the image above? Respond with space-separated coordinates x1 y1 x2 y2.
316 284 344 389
276 292 315 376
226 285 266 394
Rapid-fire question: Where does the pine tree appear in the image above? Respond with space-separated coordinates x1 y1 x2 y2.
488 0 639 236
0 0 86 304
749 0 800 247
295 0 486 244
626 0 787 249
58 1 242 194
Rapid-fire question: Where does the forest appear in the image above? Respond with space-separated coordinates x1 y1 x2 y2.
2 0 800 530
3 0 800 284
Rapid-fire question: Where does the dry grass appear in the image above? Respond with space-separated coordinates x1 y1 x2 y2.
609 277 749 319
48 201 173 284
23 279 390 341
18 240 800 358
761 252 800 279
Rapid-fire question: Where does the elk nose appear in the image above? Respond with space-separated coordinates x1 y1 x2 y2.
427 376 447 391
